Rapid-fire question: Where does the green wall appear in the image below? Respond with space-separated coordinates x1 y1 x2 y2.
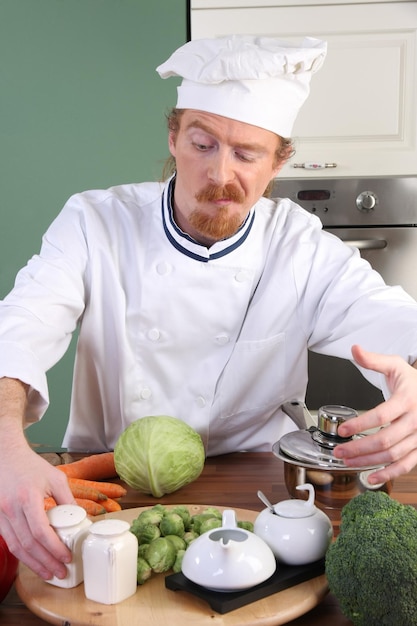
0 0 187 449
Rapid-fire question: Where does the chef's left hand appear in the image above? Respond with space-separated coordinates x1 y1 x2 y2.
333 344 417 484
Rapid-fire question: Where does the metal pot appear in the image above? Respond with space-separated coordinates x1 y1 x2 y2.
275 403 392 511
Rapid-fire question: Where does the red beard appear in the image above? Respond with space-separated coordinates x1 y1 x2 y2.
190 183 245 241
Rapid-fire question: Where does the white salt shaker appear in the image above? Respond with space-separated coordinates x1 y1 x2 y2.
82 519 138 604
46 504 92 588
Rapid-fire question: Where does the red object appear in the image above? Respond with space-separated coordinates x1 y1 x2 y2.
0 536 18 603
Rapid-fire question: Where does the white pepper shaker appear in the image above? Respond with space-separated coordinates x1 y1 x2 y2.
46 504 92 588
82 519 138 604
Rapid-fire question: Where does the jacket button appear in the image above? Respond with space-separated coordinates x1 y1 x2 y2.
147 328 161 341
235 270 250 282
156 261 171 275
140 387 152 400
214 333 229 345
196 396 206 408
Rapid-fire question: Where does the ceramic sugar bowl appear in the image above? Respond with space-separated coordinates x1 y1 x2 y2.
254 484 333 565
181 509 276 591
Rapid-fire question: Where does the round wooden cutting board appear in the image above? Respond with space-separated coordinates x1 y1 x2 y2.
16 505 328 626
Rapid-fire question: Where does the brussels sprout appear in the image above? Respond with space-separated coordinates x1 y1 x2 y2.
151 504 167 514
172 549 186 574
160 513 185 538
114 416 205 497
202 507 222 520
172 505 192 530
200 517 222 534
135 523 161 545
164 534 186 552
138 543 150 559
133 508 164 529
137 557 152 585
130 520 143 541
191 513 218 534
183 530 199 546
237 520 254 532
145 537 176 573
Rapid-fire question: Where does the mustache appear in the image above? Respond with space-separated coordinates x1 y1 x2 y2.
195 183 245 204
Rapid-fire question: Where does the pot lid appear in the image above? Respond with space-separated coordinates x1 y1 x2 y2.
273 429 381 471
274 404 383 471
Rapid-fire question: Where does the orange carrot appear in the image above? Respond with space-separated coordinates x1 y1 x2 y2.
74 498 106 516
68 477 126 499
67 480 108 502
44 496 57 511
100 498 122 513
57 452 117 480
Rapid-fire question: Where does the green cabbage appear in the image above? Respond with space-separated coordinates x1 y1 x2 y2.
114 415 205 497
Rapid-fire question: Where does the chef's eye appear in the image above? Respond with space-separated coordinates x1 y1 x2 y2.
236 151 255 163
193 142 211 152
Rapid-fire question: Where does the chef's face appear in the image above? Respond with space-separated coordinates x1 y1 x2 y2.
168 110 284 247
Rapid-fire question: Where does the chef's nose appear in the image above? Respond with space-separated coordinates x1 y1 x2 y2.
207 152 234 185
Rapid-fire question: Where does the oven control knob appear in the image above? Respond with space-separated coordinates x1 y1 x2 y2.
356 191 377 212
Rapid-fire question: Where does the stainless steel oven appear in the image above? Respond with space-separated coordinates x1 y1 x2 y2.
272 176 417 411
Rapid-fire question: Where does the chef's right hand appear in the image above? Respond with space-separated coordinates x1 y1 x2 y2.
0 443 76 580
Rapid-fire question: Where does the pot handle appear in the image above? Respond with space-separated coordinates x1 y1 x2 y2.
282 401 316 429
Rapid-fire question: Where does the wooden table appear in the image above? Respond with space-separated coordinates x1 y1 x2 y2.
2 451 417 625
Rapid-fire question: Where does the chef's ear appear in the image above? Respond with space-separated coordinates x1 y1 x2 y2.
273 137 295 177
168 129 177 158
272 159 287 179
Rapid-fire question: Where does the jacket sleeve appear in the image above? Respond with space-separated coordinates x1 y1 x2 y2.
0 196 88 423
295 223 417 396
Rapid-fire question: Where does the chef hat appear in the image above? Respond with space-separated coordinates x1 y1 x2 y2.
156 35 327 137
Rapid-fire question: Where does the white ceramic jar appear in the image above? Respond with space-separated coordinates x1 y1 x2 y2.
82 519 138 604
181 509 276 591
46 504 92 588
254 484 333 566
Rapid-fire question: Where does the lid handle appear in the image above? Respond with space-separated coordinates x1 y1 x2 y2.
317 405 357 438
274 483 316 518
296 483 315 508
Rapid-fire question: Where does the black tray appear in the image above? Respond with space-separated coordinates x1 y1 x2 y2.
165 558 326 614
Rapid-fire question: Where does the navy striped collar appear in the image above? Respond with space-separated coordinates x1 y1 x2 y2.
161 175 255 262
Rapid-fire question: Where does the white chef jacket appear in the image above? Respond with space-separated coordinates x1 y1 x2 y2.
2 175 417 455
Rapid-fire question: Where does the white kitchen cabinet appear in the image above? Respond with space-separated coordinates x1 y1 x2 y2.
190 1 417 178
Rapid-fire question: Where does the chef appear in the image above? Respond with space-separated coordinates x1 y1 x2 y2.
1 34 417 581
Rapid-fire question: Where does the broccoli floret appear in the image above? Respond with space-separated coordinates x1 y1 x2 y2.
325 490 417 626
339 488 404 529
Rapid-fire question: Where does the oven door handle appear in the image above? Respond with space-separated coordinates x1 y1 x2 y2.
343 238 388 250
